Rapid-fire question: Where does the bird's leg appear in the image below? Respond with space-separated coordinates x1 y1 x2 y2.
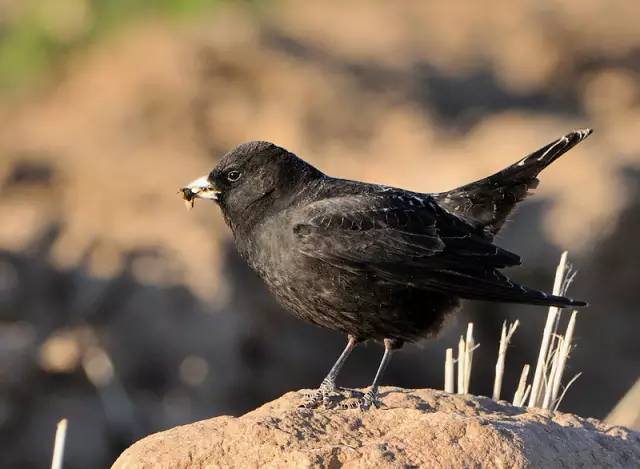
357 338 398 410
301 335 358 408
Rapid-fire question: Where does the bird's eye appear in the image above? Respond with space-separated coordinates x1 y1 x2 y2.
227 170 241 182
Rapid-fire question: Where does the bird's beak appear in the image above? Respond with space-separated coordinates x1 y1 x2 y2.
179 175 221 210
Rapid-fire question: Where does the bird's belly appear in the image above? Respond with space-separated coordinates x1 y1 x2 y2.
258 254 460 343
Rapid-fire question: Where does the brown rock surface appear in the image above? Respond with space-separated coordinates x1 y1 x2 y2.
112 388 640 468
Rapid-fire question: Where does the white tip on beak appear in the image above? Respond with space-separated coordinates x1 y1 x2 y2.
179 175 220 210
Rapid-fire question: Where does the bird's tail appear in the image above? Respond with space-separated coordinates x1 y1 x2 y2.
435 129 593 237
469 283 588 308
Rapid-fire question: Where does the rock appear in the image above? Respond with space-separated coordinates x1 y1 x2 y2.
113 388 640 468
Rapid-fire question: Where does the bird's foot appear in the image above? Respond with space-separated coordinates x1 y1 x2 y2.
300 390 328 409
300 379 336 409
339 389 382 410
300 382 359 409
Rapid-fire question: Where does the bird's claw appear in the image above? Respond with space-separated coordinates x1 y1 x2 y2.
300 385 360 409
300 381 336 408
300 390 326 409
338 389 382 410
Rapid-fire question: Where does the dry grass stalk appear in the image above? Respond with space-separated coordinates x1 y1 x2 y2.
463 323 475 394
493 319 520 401
554 372 583 411
513 364 530 406
444 348 454 393
521 384 532 406
550 311 577 406
454 324 479 394
457 336 465 394
542 270 578 406
529 251 568 408
51 418 68 469
542 337 563 408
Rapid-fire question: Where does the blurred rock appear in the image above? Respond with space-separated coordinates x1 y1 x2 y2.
607 378 640 432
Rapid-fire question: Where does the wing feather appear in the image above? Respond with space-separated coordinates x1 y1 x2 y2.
293 193 528 301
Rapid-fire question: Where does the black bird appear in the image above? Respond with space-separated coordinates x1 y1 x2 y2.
181 129 591 409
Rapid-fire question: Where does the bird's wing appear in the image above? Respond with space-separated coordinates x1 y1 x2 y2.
291 193 550 303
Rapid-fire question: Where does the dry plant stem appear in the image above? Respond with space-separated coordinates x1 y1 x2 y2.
550 267 576 341
540 337 561 407
51 418 68 469
554 372 583 411
463 323 475 394
457 336 465 394
529 251 568 408
522 384 532 406
550 311 577 405
513 364 530 407
493 320 519 401
543 337 563 409
444 348 454 393
494 322 507 401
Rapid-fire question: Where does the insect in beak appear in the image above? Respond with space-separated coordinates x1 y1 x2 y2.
179 175 220 210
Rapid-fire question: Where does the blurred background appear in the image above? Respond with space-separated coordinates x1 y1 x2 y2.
0 0 639 467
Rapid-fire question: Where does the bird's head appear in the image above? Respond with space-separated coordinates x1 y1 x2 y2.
180 141 322 229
